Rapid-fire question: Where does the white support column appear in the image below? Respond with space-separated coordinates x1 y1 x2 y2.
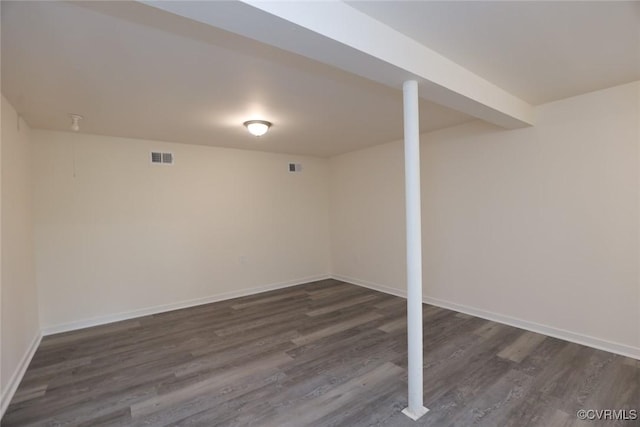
401 80 429 421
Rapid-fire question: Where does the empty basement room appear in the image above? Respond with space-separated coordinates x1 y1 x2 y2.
1 1 639 426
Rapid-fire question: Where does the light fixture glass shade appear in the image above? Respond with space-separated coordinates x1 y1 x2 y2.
69 114 83 132
244 120 271 137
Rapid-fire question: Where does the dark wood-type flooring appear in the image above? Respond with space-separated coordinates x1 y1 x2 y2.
3 279 639 426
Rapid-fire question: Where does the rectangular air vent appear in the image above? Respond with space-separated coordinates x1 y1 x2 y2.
288 163 302 172
151 151 174 165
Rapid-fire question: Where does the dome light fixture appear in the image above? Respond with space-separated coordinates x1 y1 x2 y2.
243 119 271 137
69 114 83 132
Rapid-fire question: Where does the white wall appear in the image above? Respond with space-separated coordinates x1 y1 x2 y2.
33 131 330 332
1 96 40 415
330 142 406 289
330 81 640 358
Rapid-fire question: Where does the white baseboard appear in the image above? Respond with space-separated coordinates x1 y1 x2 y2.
1 331 42 419
332 274 640 360
333 274 407 299
43 274 331 335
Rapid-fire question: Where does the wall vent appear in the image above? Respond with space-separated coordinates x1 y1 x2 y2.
151 151 174 165
288 163 302 173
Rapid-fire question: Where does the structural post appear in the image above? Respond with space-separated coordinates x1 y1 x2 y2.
401 80 429 421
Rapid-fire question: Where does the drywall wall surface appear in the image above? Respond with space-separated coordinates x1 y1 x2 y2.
330 141 406 289
33 131 330 331
330 81 640 355
1 95 40 413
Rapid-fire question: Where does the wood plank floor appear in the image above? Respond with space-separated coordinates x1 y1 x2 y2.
3 279 638 426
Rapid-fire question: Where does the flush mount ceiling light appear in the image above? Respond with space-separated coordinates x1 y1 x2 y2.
69 114 83 132
243 120 271 137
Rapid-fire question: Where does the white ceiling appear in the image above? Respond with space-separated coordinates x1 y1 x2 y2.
2 1 639 157
348 1 640 105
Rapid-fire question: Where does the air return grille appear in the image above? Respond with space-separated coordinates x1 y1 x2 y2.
151 151 174 165
288 163 302 172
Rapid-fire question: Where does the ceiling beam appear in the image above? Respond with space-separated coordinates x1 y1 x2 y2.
141 0 534 129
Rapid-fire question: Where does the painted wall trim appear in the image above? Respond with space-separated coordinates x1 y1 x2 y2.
43 274 330 336
332 274 640 360
332 274 407 298
1 331 42 419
